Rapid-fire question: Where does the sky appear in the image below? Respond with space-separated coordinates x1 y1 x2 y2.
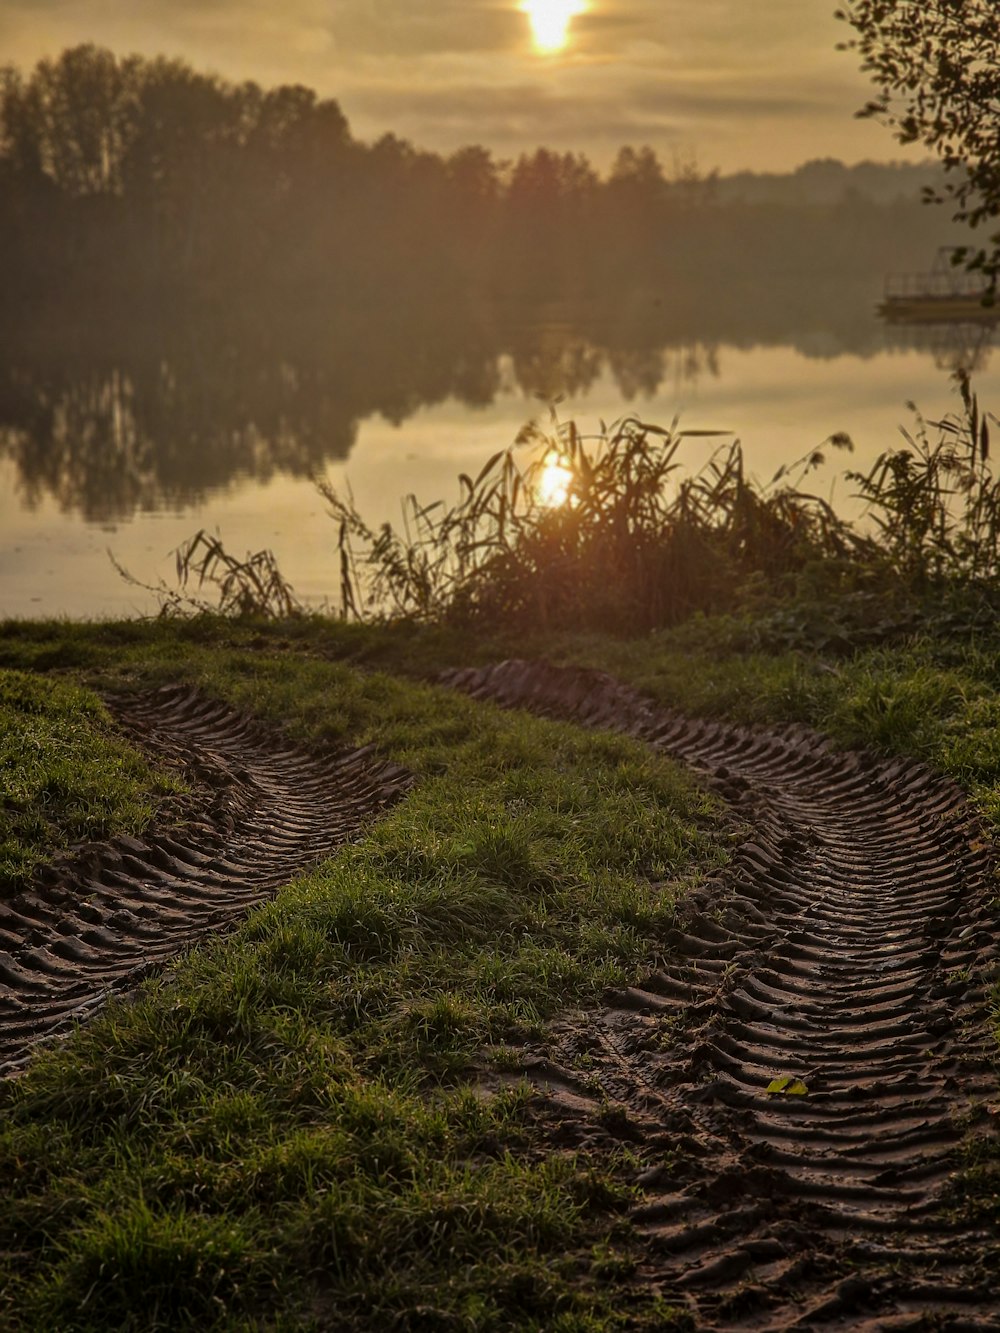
0 0 923 175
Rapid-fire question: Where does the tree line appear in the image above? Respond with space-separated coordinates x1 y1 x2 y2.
0 45 954 314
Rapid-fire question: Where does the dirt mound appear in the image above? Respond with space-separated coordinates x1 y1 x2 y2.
443 660 1000 1330
0 685 411 1076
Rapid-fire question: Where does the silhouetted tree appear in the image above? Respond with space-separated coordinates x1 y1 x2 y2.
500 148 599 295
444 145 502 278
607 147 666 228
121 61 255 280
840 0 1000 290
0 42 962 351
0 45 142 195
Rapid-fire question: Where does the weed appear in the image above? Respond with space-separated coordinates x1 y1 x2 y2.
848 370 1000 588
113 529 305 619
122 376 1000 636
321 410 861 632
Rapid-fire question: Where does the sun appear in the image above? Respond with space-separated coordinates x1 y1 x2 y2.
520 0 587 53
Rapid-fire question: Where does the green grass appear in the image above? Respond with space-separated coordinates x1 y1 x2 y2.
0 622 725 1331
7 385 1000 1326
550 620 1000 820
3 606 1000 1326
0 668 187 890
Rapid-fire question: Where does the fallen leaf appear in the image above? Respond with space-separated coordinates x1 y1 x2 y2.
766 1076 808 1095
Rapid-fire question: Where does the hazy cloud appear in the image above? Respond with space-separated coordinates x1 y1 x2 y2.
324 2 523 57
0 0 925 171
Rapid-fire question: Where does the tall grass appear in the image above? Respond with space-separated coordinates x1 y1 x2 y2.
848 370 1000 587
322 412 861 632
113 530 304 620
324 377 1000 632
129 374 1000 631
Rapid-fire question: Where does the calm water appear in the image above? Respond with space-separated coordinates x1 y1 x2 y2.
1 302 997 619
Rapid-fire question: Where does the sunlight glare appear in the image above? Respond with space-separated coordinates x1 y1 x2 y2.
536 453 574 507
520 1 586 53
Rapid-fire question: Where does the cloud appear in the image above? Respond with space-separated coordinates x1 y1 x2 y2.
345 81 675 154
0 0 924 171
324 1 523 57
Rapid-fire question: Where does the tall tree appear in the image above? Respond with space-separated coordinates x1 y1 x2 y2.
840 0 1000 292
0 45 143 194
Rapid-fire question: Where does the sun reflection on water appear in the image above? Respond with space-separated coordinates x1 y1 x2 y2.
536 452 574 506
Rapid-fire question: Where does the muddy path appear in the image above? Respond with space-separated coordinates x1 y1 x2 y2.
444 660 1000 1331
0 685 411 1076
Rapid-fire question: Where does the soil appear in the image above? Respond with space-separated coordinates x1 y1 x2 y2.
443 659 1000 1331
0 684 411 1076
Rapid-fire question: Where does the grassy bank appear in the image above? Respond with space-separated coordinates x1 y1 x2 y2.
5 376 1000 1326
1 608 1000 1328
0 620 731 1332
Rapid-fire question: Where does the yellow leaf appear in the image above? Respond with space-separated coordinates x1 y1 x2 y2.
766 1076 808 1095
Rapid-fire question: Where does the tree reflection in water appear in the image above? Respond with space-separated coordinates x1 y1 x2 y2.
0 281 950 525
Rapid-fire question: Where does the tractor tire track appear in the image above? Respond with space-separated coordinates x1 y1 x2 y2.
443 659 1000 1330
0 685 411 1076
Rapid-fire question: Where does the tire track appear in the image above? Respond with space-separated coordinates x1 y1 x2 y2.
0 685 412 1076
443 659 1000 1330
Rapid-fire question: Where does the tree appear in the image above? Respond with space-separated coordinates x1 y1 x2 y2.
0 45 144 195
500 148 599 294
839 1 1000 292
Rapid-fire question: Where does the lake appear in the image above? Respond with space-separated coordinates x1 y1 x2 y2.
1 298 997 619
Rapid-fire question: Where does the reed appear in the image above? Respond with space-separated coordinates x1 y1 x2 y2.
322 412 862 633
127 375 1000 631
848 370 1000 588
113 529 304 619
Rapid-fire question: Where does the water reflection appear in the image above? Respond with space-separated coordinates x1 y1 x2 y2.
0 302 499 521
899 322 996 377
0 285 994 524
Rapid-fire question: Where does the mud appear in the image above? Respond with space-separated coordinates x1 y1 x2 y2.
0 684 411 1076
443 659 1000 1331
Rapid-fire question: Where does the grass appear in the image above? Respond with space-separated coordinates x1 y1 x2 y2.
323 410 863 632
556 622 1000 811
313 375 999 635
114 529 306 620
0 627 725 1331
2 607 1000 1331
0 669 187 890
4 377 1000 1327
